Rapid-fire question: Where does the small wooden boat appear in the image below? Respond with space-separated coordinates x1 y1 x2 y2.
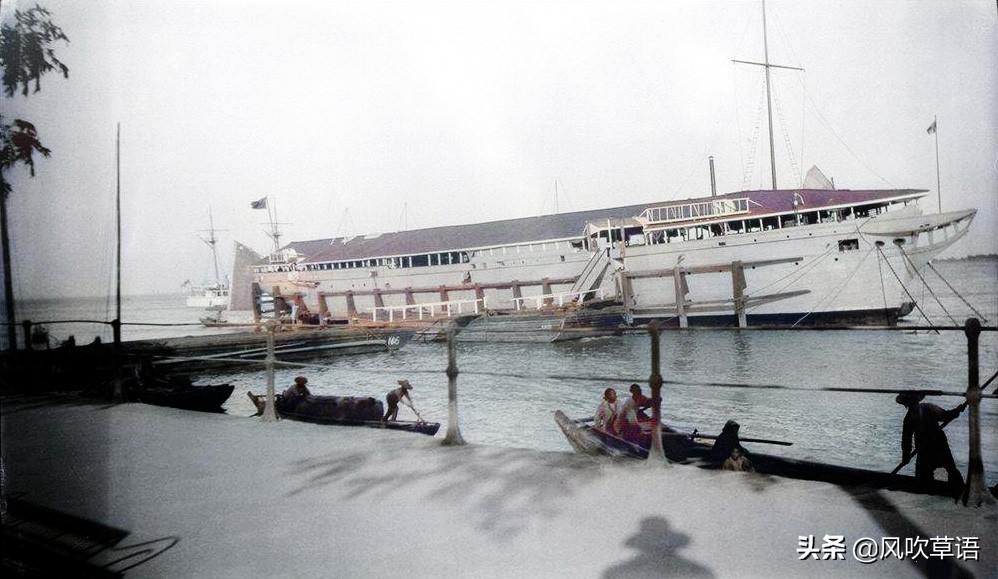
247 391 440 436
125 384 235 412
554 410 956 497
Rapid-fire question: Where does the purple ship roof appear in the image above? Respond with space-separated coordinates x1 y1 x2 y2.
267 188 927 265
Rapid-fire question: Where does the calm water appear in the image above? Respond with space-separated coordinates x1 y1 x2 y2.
11 259 998 479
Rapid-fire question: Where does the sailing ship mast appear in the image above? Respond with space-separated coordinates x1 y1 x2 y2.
198 207 224 287
732 0 803 190
113 123 123 399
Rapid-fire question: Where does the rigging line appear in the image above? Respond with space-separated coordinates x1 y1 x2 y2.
771 79 801 184
791 246 874 327
896 245 958 326
875 244 939 332
796 86 893 187
743 245 835 305
927 261 990 323
876 243 889 316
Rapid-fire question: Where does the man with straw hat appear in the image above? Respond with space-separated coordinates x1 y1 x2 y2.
383 379 413 422
895 391 967 494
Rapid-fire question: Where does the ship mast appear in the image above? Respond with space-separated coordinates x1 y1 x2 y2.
732 0 803 190
264 199 282 255
198 207 223 286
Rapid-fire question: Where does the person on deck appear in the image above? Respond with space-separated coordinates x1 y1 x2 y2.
594 388 619 433
628 383 657 422
384 379 413 421
614 393 646 446
282 376 312 411
896 391 966 493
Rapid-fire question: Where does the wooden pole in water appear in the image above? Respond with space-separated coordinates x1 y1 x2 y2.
442 328 466 445
960 318 995 507
261 320 279 422
113 123 123 401
647 321 668 465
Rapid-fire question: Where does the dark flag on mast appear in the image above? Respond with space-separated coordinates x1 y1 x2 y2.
251 196 268 209
927 120 937 134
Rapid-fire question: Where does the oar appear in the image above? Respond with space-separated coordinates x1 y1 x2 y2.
571 417 792 446
402 400 426 423
681 431 793 447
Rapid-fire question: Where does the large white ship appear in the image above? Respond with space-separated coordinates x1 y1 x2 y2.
251 175 974 327
251 3 976 328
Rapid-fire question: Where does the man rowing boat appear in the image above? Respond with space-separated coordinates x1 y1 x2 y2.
895 391 966 495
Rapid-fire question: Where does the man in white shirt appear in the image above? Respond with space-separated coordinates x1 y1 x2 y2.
594 388 619 433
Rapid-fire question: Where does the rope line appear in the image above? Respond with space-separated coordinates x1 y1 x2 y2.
875 245 939 331
792 247 873 326
895 246 958 326
927 262 990 323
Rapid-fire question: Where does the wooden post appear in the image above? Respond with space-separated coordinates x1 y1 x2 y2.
346 291 358 319
647 322 668 465
442 328 466 446
673 270 688 328
511 282 523 311
541 278 553 307
318 294 329 326
405 288 415 306
732 260 747 328
21 320 32 351
374 289 385 310
260 320 279 422
960 318 995 507
251 282 263 324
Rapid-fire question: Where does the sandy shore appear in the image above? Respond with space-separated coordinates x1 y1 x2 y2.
2 395 994 578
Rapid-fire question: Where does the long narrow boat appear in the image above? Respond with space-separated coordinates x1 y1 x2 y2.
554 410 956 497
130 382 234 412
247 392 440 436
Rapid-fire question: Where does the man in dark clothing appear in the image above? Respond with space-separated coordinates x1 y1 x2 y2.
281 376 311 412
896 391 966 492
383 379 413 421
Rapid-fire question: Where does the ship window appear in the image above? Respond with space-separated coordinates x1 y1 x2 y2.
838 239 859 252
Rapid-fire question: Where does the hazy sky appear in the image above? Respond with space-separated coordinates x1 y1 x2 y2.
1 0 995 299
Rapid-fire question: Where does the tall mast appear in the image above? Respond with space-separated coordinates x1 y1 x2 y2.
761 1 777 190
113 123 122 400
199 207 222 286
732 0 803 190
115 123 121 340
266 199 281 254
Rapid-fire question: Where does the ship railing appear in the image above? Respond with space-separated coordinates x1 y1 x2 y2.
511 288 609 311
369 297 488 323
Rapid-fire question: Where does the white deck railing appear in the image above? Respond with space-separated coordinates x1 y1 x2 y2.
369 297 487 323
511 288 609 310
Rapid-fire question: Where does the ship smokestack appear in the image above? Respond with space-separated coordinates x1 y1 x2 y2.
709 156 717 197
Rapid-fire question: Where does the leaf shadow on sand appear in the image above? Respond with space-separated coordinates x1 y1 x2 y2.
287 443 611 541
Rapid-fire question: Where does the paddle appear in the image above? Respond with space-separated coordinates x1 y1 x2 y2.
402 399 426 423
572 417 792 446
682 430 793 447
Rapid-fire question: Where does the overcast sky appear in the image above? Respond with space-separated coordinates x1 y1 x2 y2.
1 0 995 299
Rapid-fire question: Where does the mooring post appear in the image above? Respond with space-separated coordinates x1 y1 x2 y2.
442 328 466 445
960 317 995 507
647 321 669 465
261 320 279 422
111 318 123 401
673 271 688 328
21 320 32 351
